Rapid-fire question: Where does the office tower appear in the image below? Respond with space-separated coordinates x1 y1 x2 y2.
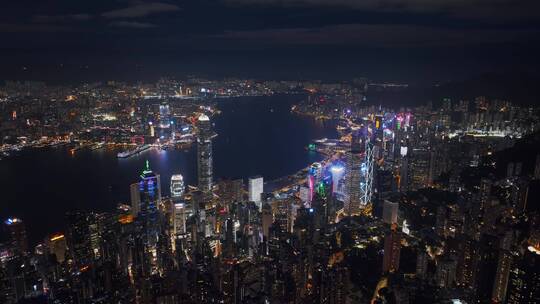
262 203 273 239
436 258 457 288
216 179 244 205
159 103 171 128
409 146 431 190
399 153 409 191
130 182 141 216
137 161 163 276
510 179 529 214
47 233 67 263
474 234 500 302
66 211 92 267
345 132 364 215
173 202 192 238
308 163 323 203
507 248 540 304
492 250 513 303
224 218 236 258
170 174 185 199
248 176 264 209
310 162 323 183
456 237 478 287
299 186 311 205
435 206 447 238
360 141 375 207
479 178 492 211
139 160 162 216
330 165 345 194
382 225 401 273
3 218 28 255
88 213 101 260
382 200 399 225
416 251 429 280
197 114 213 196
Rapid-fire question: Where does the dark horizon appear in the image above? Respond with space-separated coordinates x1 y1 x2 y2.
2 0 540 84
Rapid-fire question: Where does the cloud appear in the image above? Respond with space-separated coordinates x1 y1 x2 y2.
109 21 157 29
224 0 540 19
216 24 540 48
102 2 180 18
0 23 72 33
32 14 93 23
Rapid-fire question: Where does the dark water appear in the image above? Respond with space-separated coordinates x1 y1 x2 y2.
0 95 337 245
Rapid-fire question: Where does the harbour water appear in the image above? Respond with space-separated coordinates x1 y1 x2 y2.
0 94 338 244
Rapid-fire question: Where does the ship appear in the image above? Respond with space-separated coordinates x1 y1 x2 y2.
117 144 151 158
89 142 105 151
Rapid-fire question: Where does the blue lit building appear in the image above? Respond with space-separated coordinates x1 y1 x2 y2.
136 161 163 275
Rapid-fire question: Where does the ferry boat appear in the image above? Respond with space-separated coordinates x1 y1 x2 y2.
117 144 151 158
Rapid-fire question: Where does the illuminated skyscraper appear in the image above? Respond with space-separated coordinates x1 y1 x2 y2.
310 162 323 183
330 164 345 194
248 176 264 209
137 161 163 275
197 114 213 196
159 103 171 128
308 162 323 203
360 141 374 207
138 160 162 216
344 132 364 215
172 202 192 251
3 218 28 255
170 174 185 200
345 130 373 215
409 146 432 190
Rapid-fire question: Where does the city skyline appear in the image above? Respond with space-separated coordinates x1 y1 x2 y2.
1 1 540 303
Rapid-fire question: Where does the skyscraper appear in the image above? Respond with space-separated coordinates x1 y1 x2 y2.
159 103 171 129
344 132 364 215
409 146 432 190
138 160 162 216
507 248 540 304
330 164 345 194
248 176 264 209
360 141 375 207
137 161 163 276
197 114 213 197
130 182 141 216
170 174 185 200
47 233 67 263
173 202 192 243
65 211 92 267
383 224 401 273
3 218 28 256
382 200 399 225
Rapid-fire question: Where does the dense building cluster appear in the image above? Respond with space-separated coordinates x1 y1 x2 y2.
1 81 540 303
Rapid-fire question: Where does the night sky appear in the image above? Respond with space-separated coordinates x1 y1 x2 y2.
1 0 539 83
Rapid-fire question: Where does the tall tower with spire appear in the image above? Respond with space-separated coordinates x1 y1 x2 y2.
138 160 162 215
